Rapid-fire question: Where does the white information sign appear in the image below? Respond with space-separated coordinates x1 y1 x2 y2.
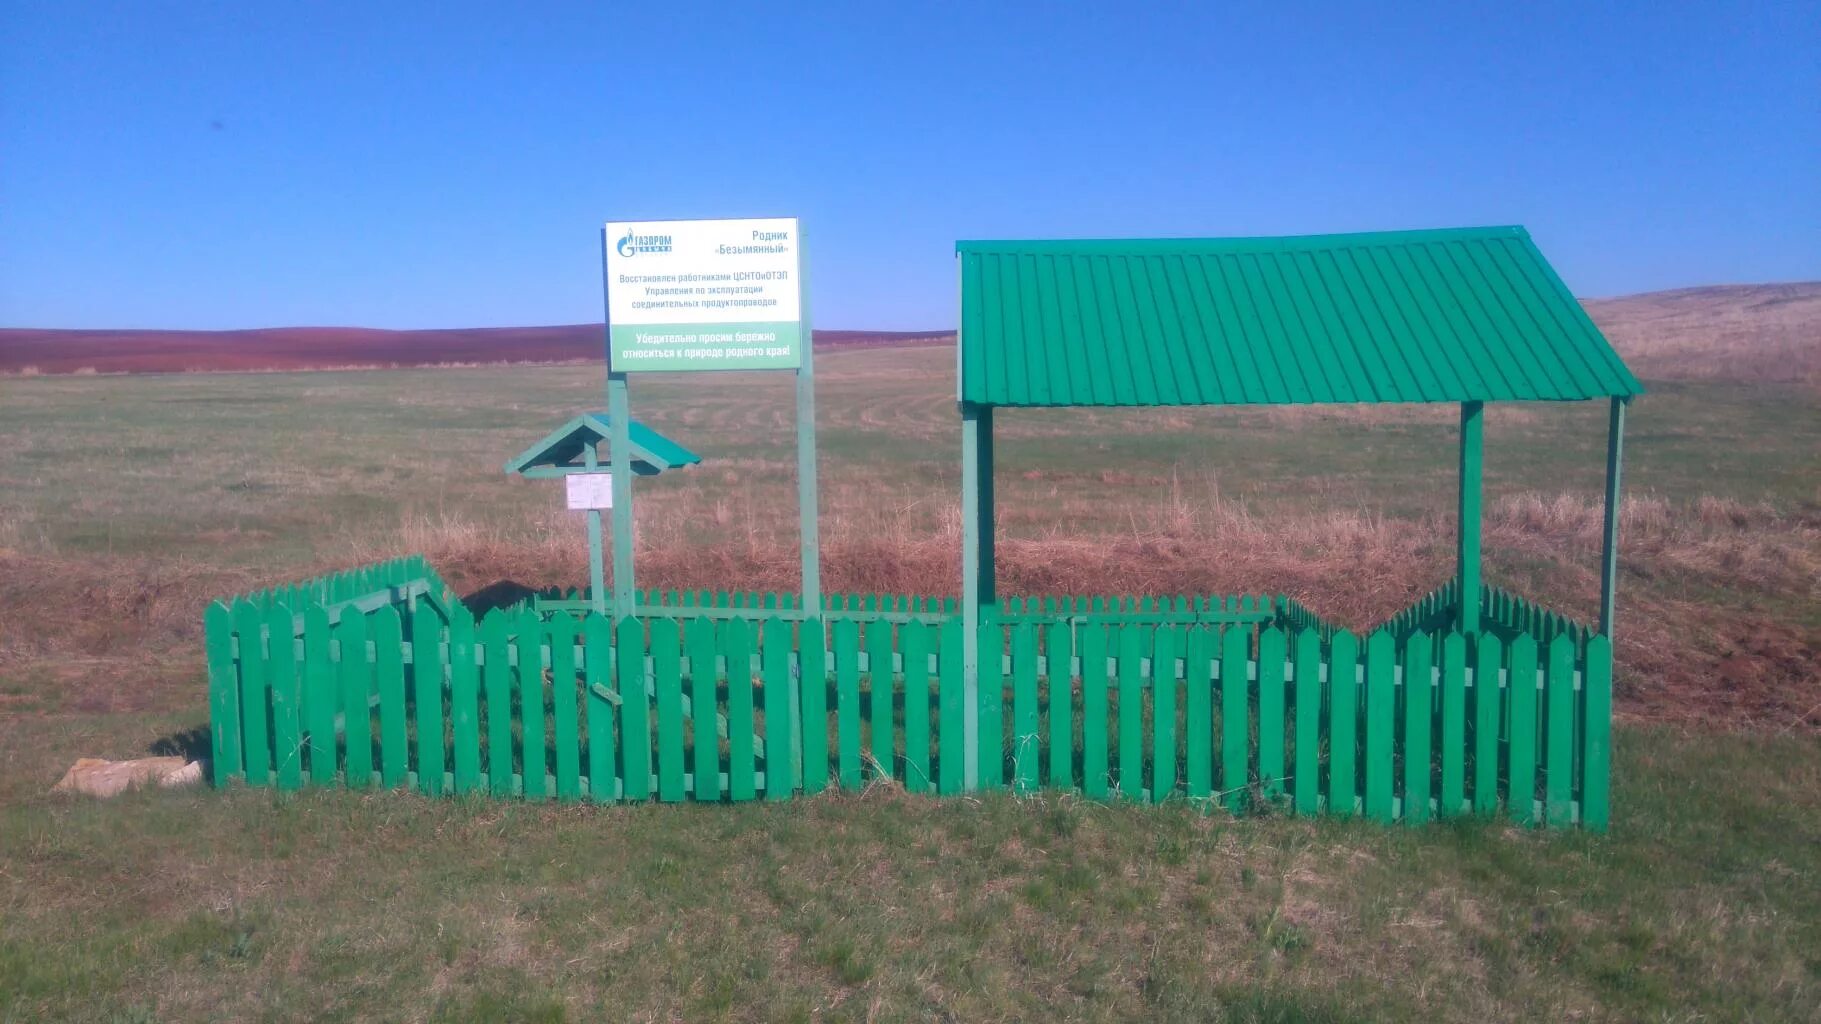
605 216 803 372
565 472 614 511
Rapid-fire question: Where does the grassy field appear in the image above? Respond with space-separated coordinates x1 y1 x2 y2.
1 292 1819 1020
1 728 1817 1023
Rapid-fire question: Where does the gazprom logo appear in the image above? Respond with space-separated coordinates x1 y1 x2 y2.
616 229 672 258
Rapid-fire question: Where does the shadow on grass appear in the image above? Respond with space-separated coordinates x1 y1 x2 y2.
150 724 210 762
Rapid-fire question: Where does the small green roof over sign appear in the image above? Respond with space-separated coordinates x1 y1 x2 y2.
503 413 701 478
957 226 1643 407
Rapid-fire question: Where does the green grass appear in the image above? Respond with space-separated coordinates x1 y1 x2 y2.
1 719 1816 1022
1 351 1815 565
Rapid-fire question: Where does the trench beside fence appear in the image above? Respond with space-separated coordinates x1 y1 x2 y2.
205 561 1611 830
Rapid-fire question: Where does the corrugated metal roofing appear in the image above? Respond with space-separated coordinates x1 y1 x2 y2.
957 226 1642 407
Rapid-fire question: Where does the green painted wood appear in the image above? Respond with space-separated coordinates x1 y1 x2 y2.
448 610 480 795
515 609 547 800
266 603 302 791
606 371 636 611
1402 632 1434 825
902 620 932 793
1582 635 1612 832
1458 401 1484 634
617 616 650 800
685 616 720 802
1116 626 1144 800
481 610 513 796
1544 634 1576 826
1045 622 1073 790
1012 622 1040 793
583 613 616 802
833 619 862 789
1220 626 1250 813
232 601 271 785
1081 625 1110 800
1296 630 1325 812
1507 634 1539 825
651 618 685 801
1363 630 1395 822
1257 627 1287 801
1599 398 1628 635
1439 632 1466 816
1150 626 1176 799
1327 630 1358 816
373 604 409 790
937 616 965 795
412 606 446 797
1184 628 1212 800
204 605 240 786
866 619 895 781
763 618 795 801
726 618 757 801
1472 633 1503 816
977 620 1004 790
303 605 336 786
960 402 993 792
802 618 830 794
337 611 373 788
547 613 582 800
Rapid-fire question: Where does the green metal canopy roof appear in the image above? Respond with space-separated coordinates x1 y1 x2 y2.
503 413 701 478
957 226 1642 407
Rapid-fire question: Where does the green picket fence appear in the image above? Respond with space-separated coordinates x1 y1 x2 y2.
205 585 1611 830
1481 584 1595 655
527 587 1291 628
1379 580 1596 655
530 587 958 623
233 554 462 628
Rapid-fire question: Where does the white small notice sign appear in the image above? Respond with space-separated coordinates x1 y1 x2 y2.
565 473 613 510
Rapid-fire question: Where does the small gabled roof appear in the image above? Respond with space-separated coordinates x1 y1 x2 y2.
504 413 701 478
957 226 1643 407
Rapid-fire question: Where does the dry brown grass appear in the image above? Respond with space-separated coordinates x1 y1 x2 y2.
1586 282 1821 386
319 492 1815 733
8 479 1811 728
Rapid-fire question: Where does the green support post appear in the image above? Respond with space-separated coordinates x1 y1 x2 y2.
607 379 634 615
960 401 994 790
796 226 821 616
583 443 607 615
602 229 635 616
1598 397 1627 637
1457 400 1483 635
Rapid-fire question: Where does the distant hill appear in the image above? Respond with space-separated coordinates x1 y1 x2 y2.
1582 282 1821 386
0 325 955 375
4 282 1816 384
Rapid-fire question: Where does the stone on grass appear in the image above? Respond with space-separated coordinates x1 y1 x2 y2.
52 756 203 798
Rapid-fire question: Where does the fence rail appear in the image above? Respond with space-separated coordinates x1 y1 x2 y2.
528 588 1292 627
206 568 1611 830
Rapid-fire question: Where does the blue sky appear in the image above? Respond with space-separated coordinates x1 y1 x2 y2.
2 2 1816 330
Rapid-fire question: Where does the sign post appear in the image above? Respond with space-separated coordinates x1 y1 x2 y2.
602 216 818 612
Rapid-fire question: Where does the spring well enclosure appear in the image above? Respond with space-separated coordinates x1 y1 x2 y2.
207 227 1640 830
